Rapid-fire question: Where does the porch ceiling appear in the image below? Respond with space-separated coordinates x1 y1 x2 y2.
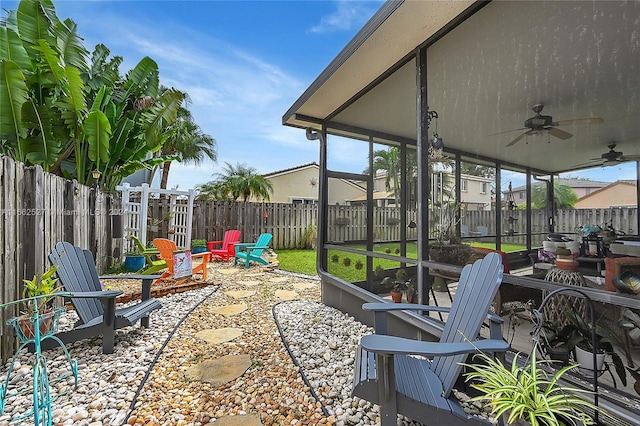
283 0 640 176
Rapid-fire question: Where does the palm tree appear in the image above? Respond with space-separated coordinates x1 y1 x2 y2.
198 162 272 202
530 181 578 209
154 91 217 189
370 147 400 205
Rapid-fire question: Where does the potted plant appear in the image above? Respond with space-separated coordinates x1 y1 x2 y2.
429 201 473 266
565 309 627 387
405 278 417 303
381 269 411 303
539 321 573 365
18 265 61 339
463 350 597 426
124 246 146 272
191 239 208 254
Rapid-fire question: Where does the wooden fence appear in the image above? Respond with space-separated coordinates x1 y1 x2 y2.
0 157 117 361
1 155 638 361
147 201 638 248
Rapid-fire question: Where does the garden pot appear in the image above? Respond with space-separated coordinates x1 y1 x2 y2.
406 293 417 303
191 247 208 254
390 291 403 303
429 243 473 266
545 345 570 365
124 255 146 272
17 310 55 340
432 276 449 292
502 413 584 426
575 345 605 377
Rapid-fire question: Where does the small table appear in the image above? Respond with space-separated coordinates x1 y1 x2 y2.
576 256 605 275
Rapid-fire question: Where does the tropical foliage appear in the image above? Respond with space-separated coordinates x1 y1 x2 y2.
0 0 186 192
463 350 596 426
197 162 273 202
148 90 217 189
529 182 578 209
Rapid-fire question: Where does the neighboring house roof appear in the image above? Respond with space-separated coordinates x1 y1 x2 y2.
574 180 638 207
263 162 319 178
263 162 364 190
508 178 610 193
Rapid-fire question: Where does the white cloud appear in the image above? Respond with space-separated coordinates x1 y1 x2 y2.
308 0 380 34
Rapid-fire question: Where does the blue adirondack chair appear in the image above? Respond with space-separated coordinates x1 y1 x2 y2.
352 252 509 426
47 242 162 354
233 233 273 268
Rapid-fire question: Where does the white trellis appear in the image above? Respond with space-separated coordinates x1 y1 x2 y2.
116 183 195 255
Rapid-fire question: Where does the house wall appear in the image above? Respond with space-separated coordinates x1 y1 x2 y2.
574 183 637 208
265 166 365 205
461 175 492 210
266 167 320 203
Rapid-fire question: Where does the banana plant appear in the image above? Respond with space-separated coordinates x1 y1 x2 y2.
1 0 185 192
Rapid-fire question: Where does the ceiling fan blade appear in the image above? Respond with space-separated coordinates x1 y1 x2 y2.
487 127 527 137
553 117 604 126
506 132 528 147
572 160 602 168
547 127 573 140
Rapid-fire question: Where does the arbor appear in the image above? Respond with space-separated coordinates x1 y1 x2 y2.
154 91 217 189
0 0 184 192
197 162 272 202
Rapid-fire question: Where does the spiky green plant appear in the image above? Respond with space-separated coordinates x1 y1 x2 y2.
463 350 596 426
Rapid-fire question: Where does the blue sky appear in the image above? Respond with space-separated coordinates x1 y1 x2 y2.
4 0 634 193
4 0 383 190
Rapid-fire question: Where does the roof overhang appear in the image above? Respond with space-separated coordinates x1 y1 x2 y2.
283 0 640 176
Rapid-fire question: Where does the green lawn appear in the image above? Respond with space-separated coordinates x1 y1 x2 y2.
277 242 526 281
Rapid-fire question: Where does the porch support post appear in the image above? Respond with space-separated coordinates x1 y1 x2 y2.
416 46 430 305
307 127 328 273
367 136 375 290
496 162 502 249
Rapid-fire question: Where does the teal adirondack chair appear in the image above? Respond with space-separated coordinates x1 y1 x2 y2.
234 233 273 268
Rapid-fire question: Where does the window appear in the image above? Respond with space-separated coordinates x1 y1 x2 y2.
291 198 317 205
519 191 525 199
481 182 487 194
461 179 468 191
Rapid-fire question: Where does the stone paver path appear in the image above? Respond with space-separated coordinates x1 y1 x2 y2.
195 327 243 345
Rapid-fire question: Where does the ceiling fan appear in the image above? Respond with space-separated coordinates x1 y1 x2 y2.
496 103 603 147
576 143 640 167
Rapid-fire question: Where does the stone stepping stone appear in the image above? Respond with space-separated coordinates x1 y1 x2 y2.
224 290 256 299
245 273 264 278
185 354 251 387
218 268 237 275
211 304 247 317
213 414 262 425
269 276 289 284
238 280 261 287
275 290 298 300
292 282 316 290
195 327 243 345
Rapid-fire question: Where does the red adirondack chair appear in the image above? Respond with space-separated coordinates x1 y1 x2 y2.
207 230 241 261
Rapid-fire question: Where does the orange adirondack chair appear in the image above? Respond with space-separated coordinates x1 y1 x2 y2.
207 230 241 261
153 238 210 283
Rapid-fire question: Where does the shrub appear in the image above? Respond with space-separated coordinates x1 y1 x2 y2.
374 265 384 278
331 254 340 263
395 248 400 254
385 248 391 254
343 257 352 267
355 260 363 270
